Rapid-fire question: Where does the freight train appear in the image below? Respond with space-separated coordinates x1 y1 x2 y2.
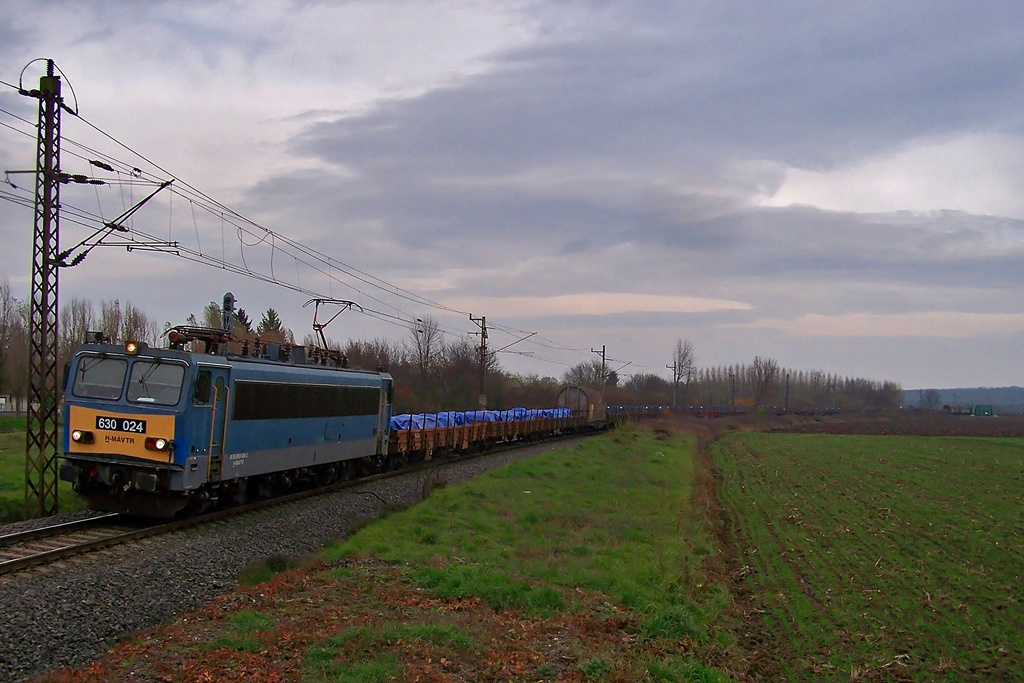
60 324 604 518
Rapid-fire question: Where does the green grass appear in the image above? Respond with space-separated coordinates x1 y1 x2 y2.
0 415 26 433
579 657 613 679
303 649 399 683
0 429 87 523
209 610 276 653
713 432 1024 681
324 424 730 677
302 625 442 682
11 423 733 681
301 626 413 679
328 426 716 616
645 658 731 683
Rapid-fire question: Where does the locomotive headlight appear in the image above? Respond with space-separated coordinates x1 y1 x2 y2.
71 429 94 444
125 341 140 355
145 437 170 451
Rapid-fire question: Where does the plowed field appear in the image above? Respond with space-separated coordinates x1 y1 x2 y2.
777 411 1024 437
713 429 1024 681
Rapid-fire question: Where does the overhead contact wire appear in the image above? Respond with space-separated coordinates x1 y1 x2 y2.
11 109 598 364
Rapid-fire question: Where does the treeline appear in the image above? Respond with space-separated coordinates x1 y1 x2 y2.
0 282 166 411
617 363 902 412
0 286 902 414
557 346 901 412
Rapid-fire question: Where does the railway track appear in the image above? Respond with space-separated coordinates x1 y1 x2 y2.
1 434 589 577
0 513 152 576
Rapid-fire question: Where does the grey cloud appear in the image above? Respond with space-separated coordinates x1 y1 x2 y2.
293 2 1024 177
9 0 1024 387
266 0 1024 288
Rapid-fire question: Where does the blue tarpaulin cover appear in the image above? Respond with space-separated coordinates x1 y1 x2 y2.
389 406 572 431
463 410 499 422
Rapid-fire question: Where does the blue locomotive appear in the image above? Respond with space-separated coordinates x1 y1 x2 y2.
60 325 394 517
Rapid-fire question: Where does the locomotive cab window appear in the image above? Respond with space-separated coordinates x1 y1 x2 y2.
127 360 186 406
71 355 128 400
194 370 212 404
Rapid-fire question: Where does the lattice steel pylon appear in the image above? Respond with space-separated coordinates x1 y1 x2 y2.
24 60 63 517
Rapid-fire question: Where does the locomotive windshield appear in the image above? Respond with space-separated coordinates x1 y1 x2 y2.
71 354 187 406
127 360 186 406
71 356 127 400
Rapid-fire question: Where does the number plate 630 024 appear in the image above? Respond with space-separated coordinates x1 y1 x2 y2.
95 416 147 433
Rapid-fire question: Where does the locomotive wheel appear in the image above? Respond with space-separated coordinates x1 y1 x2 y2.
360 454 384 476
387 452 408 471
256 477 274 500
230 481 248 506
339 459 356 480
319 464 338 486
186 486 216 515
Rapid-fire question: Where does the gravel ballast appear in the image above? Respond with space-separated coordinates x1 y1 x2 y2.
0 439 584 682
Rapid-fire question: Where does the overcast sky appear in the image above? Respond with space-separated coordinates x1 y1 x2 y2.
2 0 1024 390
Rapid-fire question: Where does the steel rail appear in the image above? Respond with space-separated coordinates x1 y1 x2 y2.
0 519 163 576
0 512 121 548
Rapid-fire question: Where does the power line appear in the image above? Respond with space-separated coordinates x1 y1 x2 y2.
2 181 598 368
72 111 472 318
7 101 484 335
0 106 36 130
2 79 607 373
0 108 152 190
5 175 604 368
1 183 469 336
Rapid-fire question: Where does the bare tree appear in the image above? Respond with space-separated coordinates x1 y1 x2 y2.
921 388 942 410
438 337 478 408
99 299 123 342
0 279 20 399
345 337 405 371
749 355 780 407
408 316 441 383
0 278 14 341
60 298 94 349
0 293 30 407
497 373 561 408
59 298 96 380
91 299 160 346
806 370 827 407
563 360 605 389
672 339 695 407
121 302 159 344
